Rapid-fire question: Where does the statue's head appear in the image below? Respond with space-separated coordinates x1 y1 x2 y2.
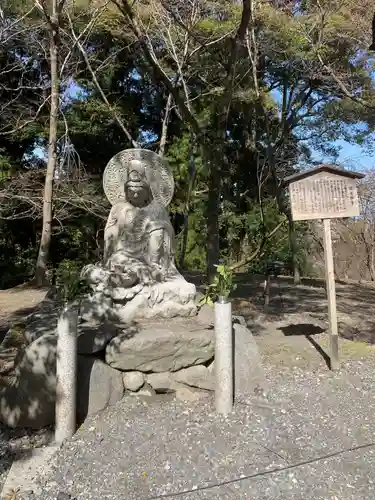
124 160 152 207
103 149 174 208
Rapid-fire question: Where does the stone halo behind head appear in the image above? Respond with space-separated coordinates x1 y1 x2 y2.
103 148 174 207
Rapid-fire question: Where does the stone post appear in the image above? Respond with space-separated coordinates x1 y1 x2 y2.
55 304 78 444
214 297 233 414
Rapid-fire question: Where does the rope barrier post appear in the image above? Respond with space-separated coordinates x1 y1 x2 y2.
214 296 233 414
55 303 78 444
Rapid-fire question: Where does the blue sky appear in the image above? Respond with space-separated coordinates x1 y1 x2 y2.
316 140 374 172
54 80 375 173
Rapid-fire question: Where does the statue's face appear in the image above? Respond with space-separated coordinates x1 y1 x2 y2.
125 160 151 207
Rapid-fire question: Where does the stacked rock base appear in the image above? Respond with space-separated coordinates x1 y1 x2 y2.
0 299 266 429
0 302 215 429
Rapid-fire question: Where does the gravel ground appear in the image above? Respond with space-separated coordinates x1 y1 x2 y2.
24 359 375 500
0 424 53 491
2 279 375 499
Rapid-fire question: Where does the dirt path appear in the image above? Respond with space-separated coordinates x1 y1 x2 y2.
0 286 48 342
230 275 375 370
1 274 375 371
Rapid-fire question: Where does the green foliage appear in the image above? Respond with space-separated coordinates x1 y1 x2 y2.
200 264 237 306
0 218 37 288
219 199 283 265
0 151 13 178
1 0 374 289
55 259 88 304
175 215 206 271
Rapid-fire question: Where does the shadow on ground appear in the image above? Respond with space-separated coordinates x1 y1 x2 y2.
278 323 331 369
0 426 53 492
280 323 325 337
185 272 375 342
0 445 32 491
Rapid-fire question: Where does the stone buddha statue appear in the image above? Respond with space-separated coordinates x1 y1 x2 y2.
80 149 197 323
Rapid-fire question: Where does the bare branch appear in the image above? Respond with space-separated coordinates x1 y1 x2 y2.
65 6 139 148
111 0 201 136
316 52 375 110
216 0 251 133
0 96 50 135
230 218 287 271
158 93 172 156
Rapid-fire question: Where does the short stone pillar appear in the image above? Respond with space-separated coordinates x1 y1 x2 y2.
214 297 233 414
55 304 78 444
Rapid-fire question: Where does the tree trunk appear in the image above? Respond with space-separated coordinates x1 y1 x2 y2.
158 93 172 157
369 232 375 281
180 134 196 269
371 252 375 281
288 216 301 285
206 160 220 282
366 241 375 281
180 213 189 269
34 1 60 286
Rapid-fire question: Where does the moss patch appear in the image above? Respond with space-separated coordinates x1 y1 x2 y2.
320 336 375 360
2 322 27 348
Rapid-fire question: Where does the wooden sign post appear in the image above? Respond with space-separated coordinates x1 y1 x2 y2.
284 165 364 371
322 218 339 370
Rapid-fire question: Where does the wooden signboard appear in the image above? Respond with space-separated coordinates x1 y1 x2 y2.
285 165 365 371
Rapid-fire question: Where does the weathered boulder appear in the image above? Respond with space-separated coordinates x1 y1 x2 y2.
146 372 178 393
175 386 210 403
77 357 124 419
0 333 123 429
196 304 214 327
173 365 214 390
77 321 132 354
123 371 145 392
105 320 214 372
128 383 156 397
23 307 124 354
233 322 267 402
24 308 60 344
79 292 113 323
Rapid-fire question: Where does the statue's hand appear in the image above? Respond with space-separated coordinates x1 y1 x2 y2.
109 270 139 289
150 263 165 282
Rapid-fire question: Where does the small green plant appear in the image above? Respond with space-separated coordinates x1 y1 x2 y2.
55 259 88 304
200 264 237 306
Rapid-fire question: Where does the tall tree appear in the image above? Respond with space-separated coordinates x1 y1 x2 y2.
33 0 67 284
109 0 255 279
